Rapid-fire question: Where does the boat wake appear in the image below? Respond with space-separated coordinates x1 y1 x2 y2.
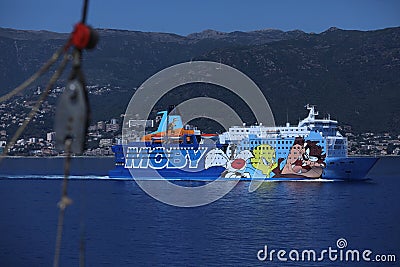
0 175 112 180
0 175 340 182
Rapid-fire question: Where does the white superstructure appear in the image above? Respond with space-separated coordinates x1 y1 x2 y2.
219 104 347 158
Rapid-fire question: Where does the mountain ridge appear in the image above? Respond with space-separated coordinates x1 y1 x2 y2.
0 26 399 133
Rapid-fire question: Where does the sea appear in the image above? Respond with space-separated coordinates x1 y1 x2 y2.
0 157 399 267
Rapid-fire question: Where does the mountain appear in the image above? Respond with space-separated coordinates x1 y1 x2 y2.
0 27 308 94
186 28 306 45
0 26 399 133
198 27 400 133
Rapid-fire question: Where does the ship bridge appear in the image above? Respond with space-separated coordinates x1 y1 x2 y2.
299 105 347 157
298 104 339 137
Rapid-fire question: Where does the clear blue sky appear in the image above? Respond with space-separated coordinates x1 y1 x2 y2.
0 0 399 35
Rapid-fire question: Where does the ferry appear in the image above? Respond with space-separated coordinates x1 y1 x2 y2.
109 105 378 181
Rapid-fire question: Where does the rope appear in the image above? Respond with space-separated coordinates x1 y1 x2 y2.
0 44 68 103
0 53 70 163
81 0 89 24
53 3 91 266
53 138 73 267
0 2 92 266
0 0 89 103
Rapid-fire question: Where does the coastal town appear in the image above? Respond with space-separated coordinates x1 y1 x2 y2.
0 118 122 157
0 85 121 156
344 129 400 156
1 86 399 157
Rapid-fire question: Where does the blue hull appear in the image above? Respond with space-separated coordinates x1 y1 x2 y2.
323 157 379 180
109 155 378 181
108 166 226 180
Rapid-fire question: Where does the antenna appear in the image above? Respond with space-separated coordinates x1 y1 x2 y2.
286 108 289 124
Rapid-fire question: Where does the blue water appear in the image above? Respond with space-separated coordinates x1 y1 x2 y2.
0 158 399 266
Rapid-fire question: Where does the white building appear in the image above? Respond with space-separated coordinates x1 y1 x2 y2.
28 137 37 144
99 138 113 147
47 132 56 142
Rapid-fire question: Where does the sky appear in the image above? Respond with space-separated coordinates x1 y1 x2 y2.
0 0 399 35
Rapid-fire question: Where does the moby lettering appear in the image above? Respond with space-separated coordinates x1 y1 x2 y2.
125 147 207 169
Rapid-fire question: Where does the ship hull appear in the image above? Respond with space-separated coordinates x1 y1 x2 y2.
323 157 378 180
108 145 378 181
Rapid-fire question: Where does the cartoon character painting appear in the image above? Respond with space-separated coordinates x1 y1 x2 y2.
205 136 325 179
205 144 253 178
273 137 326 178
250 144 278 178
